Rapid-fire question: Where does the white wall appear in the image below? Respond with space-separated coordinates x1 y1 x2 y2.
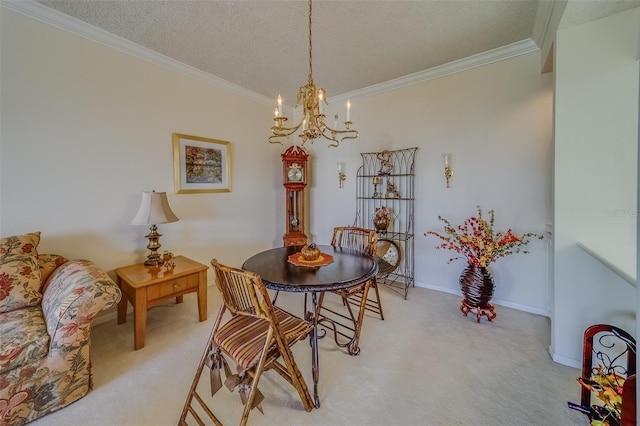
3 9 553 327
1 9 283 280
553 8 639 366
309 52 554 315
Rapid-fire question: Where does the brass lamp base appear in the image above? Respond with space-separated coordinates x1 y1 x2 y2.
144 225 163 266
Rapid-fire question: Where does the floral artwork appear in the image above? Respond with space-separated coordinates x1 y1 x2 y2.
185 145 222 184
173 133 231 193
425 206 542 267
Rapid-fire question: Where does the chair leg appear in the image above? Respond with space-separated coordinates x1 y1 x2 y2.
239 356 269 426
274 340 315 412
348 281 371 355
371 280 384 320
179 327 223 426
180 306 226 426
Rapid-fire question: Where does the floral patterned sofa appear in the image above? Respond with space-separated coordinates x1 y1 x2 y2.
0 232 121 426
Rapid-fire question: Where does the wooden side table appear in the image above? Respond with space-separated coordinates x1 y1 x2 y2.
114 255 208 350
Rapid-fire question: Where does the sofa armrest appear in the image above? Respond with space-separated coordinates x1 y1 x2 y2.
41 260 121 350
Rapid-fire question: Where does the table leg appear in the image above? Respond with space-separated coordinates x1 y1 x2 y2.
309 291 320 408
197 270 207 322
116 277 127 324
133 289 147 350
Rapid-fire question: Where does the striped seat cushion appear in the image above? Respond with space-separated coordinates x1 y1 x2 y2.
214 307 311 371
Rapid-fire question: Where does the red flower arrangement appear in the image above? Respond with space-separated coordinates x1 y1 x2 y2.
425 206 542 267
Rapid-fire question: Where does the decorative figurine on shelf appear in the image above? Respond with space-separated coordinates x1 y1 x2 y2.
372 176 381 198
373 206 391 232
385 180 400 198
376 150 393 175
162 251 175 270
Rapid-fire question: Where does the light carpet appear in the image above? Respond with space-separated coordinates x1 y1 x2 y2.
30 284 587 426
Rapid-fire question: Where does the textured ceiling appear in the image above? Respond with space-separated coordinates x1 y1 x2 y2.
31 0 640 102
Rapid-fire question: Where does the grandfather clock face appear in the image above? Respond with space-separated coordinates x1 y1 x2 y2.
282 146 309 247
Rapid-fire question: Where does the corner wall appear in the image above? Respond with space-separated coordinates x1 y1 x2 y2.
553 8 639 366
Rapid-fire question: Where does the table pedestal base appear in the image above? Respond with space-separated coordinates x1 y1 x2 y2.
460 299 496 322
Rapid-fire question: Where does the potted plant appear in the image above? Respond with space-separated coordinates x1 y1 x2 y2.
425 206 542 320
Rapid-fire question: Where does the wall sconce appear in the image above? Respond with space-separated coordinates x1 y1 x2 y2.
443 154 453 188
337 162 346 188
130 190 179 266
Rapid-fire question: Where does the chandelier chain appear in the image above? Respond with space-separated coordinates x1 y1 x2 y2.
308 0 313 82
269 0 358 147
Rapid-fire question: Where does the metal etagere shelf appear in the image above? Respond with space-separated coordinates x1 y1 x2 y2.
354 147 417 299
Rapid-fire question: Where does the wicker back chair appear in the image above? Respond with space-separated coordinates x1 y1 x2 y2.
316 226 381 356
180 260 314 426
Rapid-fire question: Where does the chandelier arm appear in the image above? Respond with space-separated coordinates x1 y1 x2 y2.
320 125 359 147
339 131 360 143
269 117 306 144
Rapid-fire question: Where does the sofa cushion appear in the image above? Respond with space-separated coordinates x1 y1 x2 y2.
0 306 50 375
0 232 42 314
38 254 68 293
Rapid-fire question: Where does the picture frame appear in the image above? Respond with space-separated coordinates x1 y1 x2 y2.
173 133 231 194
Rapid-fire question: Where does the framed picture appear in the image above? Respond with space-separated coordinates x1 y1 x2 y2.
173 133 231 193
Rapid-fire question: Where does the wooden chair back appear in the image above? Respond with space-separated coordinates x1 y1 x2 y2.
331 226 378 256
212 259 271 321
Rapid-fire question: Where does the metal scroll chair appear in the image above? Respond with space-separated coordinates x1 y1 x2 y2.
316 226 381 355
568 324 636 425
179 260 314 426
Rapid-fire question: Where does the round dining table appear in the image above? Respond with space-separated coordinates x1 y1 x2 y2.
242 244 378 408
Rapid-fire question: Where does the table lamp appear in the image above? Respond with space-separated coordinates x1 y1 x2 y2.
130 191 179 266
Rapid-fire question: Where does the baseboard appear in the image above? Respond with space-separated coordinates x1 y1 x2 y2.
414 280 550 317
549 346 581 369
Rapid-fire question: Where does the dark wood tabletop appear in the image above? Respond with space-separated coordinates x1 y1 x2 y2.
242 245 378 293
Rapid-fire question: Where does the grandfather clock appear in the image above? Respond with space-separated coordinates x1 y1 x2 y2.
282 145 309 246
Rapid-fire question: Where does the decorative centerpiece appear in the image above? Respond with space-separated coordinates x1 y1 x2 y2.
300 243 321 261
288 243 334 268
425 206 542 322
373 206 391 232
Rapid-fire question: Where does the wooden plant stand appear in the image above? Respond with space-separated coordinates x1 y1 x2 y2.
460 299 496 322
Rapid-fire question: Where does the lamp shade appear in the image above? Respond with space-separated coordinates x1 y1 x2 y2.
130 191 179 225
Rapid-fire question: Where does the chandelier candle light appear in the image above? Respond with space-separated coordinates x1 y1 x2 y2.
269 0 358 147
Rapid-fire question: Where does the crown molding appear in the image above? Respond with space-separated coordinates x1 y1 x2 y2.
4 0 540 107
532 0 555 48
1 0 275 106
330 39 540 104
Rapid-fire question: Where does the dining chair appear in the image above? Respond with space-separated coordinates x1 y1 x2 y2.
316 226 381 355
179 259 315 426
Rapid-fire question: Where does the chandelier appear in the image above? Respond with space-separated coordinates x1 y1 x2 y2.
269 0 358 148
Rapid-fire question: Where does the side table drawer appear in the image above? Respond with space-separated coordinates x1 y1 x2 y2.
147 274 199 301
